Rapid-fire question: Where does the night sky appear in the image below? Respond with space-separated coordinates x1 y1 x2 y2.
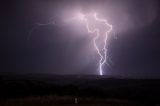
1 0 160 78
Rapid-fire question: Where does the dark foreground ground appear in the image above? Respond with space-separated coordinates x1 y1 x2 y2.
0 73 160 106
0 95 143 106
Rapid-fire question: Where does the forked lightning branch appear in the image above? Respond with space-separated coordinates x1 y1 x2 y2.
29 12 113 75
77 12 112 75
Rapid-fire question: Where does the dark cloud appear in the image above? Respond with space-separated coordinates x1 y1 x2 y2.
1 0 160 78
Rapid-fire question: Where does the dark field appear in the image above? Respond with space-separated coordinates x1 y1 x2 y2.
0 95 142 106
0 74 160 106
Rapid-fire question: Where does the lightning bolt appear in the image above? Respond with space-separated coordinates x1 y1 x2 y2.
27 20 56 41
28 12 112 76
77 13 112 75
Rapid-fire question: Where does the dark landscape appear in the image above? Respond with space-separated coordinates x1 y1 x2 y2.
0 73 160 106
